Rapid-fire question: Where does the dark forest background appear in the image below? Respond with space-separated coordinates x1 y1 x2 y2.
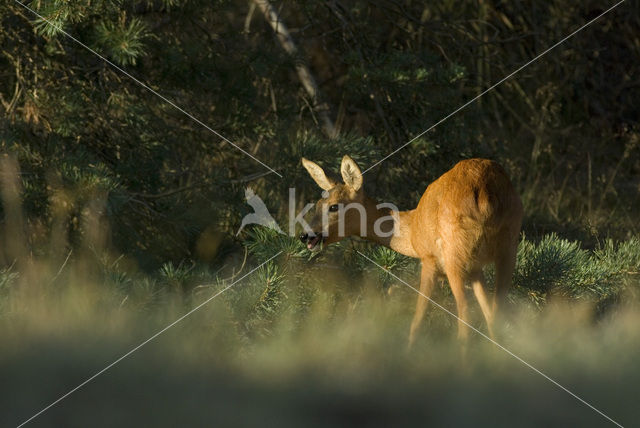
1 0 638 267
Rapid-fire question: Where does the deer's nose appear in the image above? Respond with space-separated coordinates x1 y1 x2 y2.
299 232 308 243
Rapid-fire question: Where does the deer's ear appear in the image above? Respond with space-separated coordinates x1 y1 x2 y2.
302 158 336 191
340 155 363 191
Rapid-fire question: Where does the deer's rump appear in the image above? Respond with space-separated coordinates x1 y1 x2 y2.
438 158 519 227
415 158 522 268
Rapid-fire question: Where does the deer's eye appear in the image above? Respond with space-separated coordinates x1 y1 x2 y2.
329 204 339 212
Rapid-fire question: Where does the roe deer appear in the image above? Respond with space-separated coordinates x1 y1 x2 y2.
300 155 523 346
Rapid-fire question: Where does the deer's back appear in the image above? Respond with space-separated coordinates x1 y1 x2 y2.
411 159 522 269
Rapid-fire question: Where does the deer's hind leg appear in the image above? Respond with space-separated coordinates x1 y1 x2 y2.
470 270 495 339
493 229 519 319
444 266 470 343
408 259 438 348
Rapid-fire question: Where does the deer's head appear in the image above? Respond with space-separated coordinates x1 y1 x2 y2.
300 155 370 250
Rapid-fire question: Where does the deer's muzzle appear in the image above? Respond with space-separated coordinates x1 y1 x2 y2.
299 232 324 250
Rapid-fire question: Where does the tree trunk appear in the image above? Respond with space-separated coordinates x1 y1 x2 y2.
252 0 337 139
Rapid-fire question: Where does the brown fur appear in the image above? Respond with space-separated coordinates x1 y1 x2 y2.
302 156 523 346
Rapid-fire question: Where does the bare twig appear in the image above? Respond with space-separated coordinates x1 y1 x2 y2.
129 171 273 200
244 1 256 35
227 170 275 184
192 245 250 295
48 249 73 285
223 246 249 283
129 183 206 200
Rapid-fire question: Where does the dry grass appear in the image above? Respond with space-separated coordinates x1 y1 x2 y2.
0 255 638 427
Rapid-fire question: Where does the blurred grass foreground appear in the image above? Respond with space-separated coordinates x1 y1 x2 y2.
0 157 638 427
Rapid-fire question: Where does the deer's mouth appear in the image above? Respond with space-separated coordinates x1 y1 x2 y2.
306 235 324 250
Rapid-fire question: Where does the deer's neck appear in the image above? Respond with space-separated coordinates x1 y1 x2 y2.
363 199 419 258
